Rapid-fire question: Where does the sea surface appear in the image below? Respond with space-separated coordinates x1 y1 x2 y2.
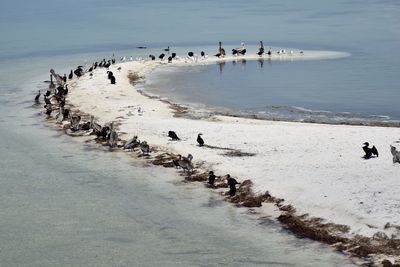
2 0 398 266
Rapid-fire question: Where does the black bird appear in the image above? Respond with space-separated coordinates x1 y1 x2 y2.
64 85 68 95
107 71 114 80
62 74 67 83
34 90 41 102
267 48 272 56
188 52 194 57
257 41 265 56
44 95 51 105
74 68 83 77
363 142 379 159
68 70 73 79
45 90 51 97
104 60 111 68
171 53 177 59
208 171 216 185
136 46 147 49
88 66 93 72
227 174 240 196
197 133 204 146
201 51 205 57
159 53 165 60
168 56 172 63
168 131 180 141
164 46 170 53
110 75 116 84
149 54 156 60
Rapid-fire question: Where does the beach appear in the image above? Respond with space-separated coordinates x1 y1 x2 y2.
63 52 400 264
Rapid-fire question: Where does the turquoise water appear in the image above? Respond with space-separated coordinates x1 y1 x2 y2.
2 0 397 265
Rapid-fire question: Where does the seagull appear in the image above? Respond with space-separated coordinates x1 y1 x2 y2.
197 133 204 146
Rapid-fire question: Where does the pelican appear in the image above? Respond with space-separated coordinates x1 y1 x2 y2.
232 42 246 56
124 136 140 150
70 115 81 131
90 115 102 135
34 90 41 102
140 141 150 156
197 133 204 147
214 41 226 58
177 154 194 173
108 122 118 147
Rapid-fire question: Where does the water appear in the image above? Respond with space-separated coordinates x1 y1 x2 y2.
1 0 388 265
142 1 400 124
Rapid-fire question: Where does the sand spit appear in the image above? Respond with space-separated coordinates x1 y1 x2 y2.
44 50 399 266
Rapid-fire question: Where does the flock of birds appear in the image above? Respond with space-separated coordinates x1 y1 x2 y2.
34 42 400 200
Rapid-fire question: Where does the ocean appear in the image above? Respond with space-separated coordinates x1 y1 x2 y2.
2 0 398 266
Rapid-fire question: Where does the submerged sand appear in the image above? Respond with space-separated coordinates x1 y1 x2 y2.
65 50 400 264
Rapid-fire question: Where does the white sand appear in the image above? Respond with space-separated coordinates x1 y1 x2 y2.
67 50 400 239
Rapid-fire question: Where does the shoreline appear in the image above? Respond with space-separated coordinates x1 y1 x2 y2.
45 51 400 266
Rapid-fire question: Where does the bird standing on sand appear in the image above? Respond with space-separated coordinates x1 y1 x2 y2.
176 154 194 173
208 171 216 185
232 42 246 56
197 133 204 146
168 131 180 141
140 141 150 156
68 70 73 79
159 53 165 60
124 136 140 150
227 174 240 196
257 41 264 56
362 142 379 159
215 41 226 58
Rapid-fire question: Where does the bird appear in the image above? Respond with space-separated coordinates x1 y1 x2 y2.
197 133 204 146
124 136 140 150
168 131 180 141
164 46 170 53
88 66 93 72
149 54 156 60
159 53 165 60
227 174 240 196
257 41 264 56
168 56 172 63
68 70 73 79
90 115 102 135
362 142 379 159
70 115 81 131
108 129 118 148
107 71 113 80
215 41 226 58
171 53 177 59
110 75 116 84
188 52 194 57
34 90 41 102
117 66 122 71
176 154 194 173
232 42 246 56
63 85 68 95
140 141 150 156
208 171 216 185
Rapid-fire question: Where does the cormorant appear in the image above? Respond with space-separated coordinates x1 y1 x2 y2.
164 46 170 52
107 71 114 80
168 56 172 63
227 174 240 196
110 75 116 84
197 133 204 146
171 53 177 59
363 142 379 159
149 55 156 60
34 90 41 102
159 53 165 60
168 131 180 140
188 52 194 57
215 41 226 58
208 171 216 185
68 70 73 79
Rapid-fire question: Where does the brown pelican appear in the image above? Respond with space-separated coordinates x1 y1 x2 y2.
140 141 150 156
177 154 194 173
197 133 204 146
215 41 226 58
124 136 140 150
232 42 246 56
90 116 102 135
108 122 118 147
363 142 378 159
70 115 81 131
168 131 180 141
